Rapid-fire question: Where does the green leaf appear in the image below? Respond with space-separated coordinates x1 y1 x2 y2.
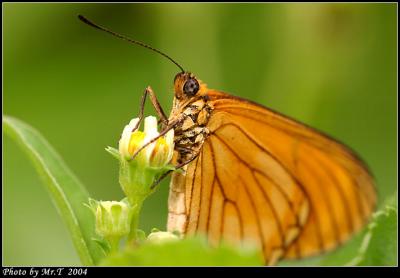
105 146 120 160
92 238 111 255
3 116 104 265
100 237 264 266
349 203 397 266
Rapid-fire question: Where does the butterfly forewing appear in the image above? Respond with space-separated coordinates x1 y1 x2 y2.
168 89 376 264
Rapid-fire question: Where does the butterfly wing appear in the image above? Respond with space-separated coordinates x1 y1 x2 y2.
167 90 376 264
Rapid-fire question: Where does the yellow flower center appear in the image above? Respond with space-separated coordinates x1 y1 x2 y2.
128 131 146 155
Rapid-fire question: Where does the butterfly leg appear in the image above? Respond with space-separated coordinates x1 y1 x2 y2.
174 151 201 170
150 150 201 190
146 86 169 127
131 86 169 132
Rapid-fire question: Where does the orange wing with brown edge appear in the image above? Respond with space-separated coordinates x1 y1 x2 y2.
167 90 376 264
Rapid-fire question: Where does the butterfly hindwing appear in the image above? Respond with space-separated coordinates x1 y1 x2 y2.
168 90 376 264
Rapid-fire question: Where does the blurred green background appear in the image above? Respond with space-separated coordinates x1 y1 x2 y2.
3 3 397 265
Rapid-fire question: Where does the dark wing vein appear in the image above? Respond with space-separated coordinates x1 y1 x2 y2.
311 152 355 234
211 121 323 252
215 108 375 207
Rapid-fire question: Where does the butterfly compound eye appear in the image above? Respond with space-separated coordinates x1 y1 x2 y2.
183 78 200 96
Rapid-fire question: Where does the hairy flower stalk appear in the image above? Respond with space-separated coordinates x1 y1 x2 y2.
106 116 175 245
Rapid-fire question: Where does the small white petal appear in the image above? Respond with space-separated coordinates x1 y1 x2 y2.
119 118 140 158
165 129 174 146
142 116 160 161
144 116 159 137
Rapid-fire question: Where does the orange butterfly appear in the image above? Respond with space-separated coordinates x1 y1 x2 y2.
79 16 377 265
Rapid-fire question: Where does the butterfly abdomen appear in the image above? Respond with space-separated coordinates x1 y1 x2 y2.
168 170 188 235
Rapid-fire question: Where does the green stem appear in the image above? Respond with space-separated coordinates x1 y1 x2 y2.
127 201 143 246
107 237 120 253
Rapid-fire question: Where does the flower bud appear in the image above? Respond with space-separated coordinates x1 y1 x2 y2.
87 198 133 239
118 116 174 168
147 231 180 244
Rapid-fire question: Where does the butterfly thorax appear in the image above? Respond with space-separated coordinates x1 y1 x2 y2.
169 95 213 164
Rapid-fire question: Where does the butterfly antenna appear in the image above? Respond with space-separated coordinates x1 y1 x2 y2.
78 15 185 73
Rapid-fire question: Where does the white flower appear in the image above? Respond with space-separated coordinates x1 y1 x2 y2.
118 116 174 168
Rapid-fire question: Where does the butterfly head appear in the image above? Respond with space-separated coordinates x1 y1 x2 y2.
174 72 206 101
